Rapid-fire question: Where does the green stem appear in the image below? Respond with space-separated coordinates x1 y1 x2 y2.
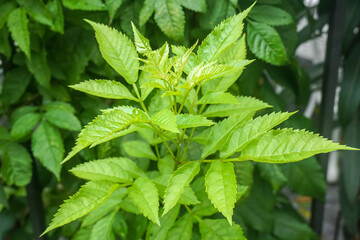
133 83 149 114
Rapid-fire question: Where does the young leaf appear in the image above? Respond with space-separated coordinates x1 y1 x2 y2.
196 92 238 105
70 80 138 101
151 109 179 133
131 22 152 55
86 20 139 84
178 0 206 13
201 112 254 159
247 20 288 66
176 114 214 129
219 35 247 64
45 109 82 131
239 129 356 163
154 0 185 41
221 111 295 158
167 213 193 240
139 0 155 27
90 125 138 148
1 143 32 187
7 8 30 59
10 112 41 140
123 140 157 160
205 160 237 224
199 219 246 240
163 161 201 215
248 5 293 26
197 3 254 63
42 181 119 235
128 177 160 226
202 96 271 117
70 159 132 183
90 210 116 240
32 121 64 180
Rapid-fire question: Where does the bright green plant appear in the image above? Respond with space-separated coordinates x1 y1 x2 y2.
40 5 355 239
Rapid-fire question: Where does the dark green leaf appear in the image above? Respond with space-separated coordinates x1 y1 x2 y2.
179 0 206 13
62 0 106 10
0 1 16 28
17 0 53 27
248 5 293 26
199 219 246 240
167 214 193 240
46 0 64 33
26 48 51 88
7 8 30 59
1 67 31 105
139 0 155 27
257 163 287 193
105 0 123 20
10 112 41 140
45 109 82 131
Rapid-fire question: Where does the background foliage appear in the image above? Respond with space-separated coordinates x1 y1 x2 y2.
0 0 358 239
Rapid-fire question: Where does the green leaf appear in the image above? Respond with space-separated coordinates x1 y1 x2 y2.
90 125 139 148
154 0 185 41
257 163 287 193
196 92 238 105
0 184 8 208
176 114 214 129
247 20 288 66
90 210 116 240
139 0 155 27
163 161 200 215
167 214 193 240
282 157 326 200
70 80 137 101
205 160 237 224
197 3 253 63
199 219 246 240
70 159 132 183
17 0 53 27
219 35 247 64
151 109 179 133
43 101 75 114
0 1 16 29
248 5 293 26
146 205 180 240
131 22 152 55
178 0 206 12
0 27 11 60
7 8 30 59
42 181 119 235
62 0 106 10
221 111 295 158
158 155 175 174
10 112 41 140
47 0 64 33
26 48 51 88
202 112 254 158
45 109 82 131
123 140 157 160
240 129 356 163
1 68 31 105
32 121 64 180
87 20 139 84
105 0 123 20
1 142 32 187
128 177 160 225
202 96 271 118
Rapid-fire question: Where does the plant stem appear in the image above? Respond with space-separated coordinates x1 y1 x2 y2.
133 83 149 114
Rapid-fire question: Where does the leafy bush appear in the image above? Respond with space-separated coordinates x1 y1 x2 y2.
41 6 354 239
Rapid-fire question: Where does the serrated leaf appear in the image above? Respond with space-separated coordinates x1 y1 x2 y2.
45 109 82 131
178 0 206 12
70 159 132 183
219 35 247 64
146 205 180 240
139 0 155 27
62 0 106 10
205 160 237 224
70 80 137 101
26 47 51 88
123 140 157 160
42 181 119 235
105 0 123 20
90 210 116 240
17 0 53 27
172 45 198 75
63 108 147 163
196 92 238 105
197 3 253 63
128 177 160 225
202 112 254 159
203 96 271 118
199 219 246 240
248 5 293 26
10 112 41 140
87 20 139 84
1 67 31 105
1 142 32 186
167 214 193 240
163 161 200 215
151 109 179 133
154 0 185 41
7 8 30 59
0 1 16 29
131 22 152 55
247 20 288 66
239 129 356 163
176 114 214 129
221 111 295 158
32 121 64 180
